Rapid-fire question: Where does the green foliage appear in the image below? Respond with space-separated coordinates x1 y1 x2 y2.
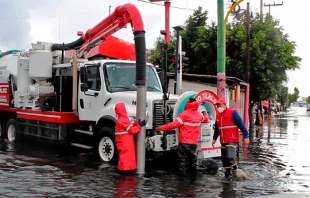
149 7 301 103
148 37 163 66
227 15 301 101
181 7 215 74
276 85 288 106
288 87 299 104
307 96 310 104
149 36 176 72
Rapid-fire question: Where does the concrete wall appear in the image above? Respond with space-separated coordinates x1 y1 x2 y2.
168 79 216 94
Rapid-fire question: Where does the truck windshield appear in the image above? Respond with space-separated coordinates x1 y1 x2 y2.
104 62 162 93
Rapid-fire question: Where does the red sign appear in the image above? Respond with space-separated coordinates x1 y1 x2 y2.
0 83 10 106
195 90 219 104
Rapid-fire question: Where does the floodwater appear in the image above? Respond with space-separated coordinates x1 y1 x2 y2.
0 107 310 197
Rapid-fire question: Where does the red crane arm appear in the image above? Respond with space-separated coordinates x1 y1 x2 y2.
80 3 144 53
51 3 146 86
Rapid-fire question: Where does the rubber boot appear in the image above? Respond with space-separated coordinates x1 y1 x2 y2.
232 164 238 176
224 168 232 180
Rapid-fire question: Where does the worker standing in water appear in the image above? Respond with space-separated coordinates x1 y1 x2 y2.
114 102 146 173
156 98 209 175
212 99 250 179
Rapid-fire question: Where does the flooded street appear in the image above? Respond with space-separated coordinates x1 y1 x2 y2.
0 107 309 197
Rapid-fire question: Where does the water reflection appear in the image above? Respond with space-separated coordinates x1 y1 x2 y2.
293 119 299 128
113 175 137 198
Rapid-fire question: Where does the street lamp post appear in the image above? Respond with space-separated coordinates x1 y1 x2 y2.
173 26 183 95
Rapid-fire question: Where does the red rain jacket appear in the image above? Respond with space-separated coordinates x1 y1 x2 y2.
159 101 209 145
216 108 240 144
115 103 141 171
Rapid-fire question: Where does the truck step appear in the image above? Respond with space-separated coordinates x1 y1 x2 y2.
71 143 93 149
74 129 93 136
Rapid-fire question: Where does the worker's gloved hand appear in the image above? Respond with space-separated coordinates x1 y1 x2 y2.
242 138 250 160
211 139 216 147
138 119 147 127
243 138 250 145
155 127 165 134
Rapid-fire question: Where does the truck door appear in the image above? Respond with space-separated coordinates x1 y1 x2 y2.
78 63 103 121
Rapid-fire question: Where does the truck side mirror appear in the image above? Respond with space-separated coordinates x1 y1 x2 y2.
80 67 87 84
80 83 88 92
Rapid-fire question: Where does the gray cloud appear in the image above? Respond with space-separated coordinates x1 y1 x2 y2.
0 1 34 50
0 0 60 51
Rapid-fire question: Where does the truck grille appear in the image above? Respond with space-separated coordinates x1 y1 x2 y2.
153 100 176 129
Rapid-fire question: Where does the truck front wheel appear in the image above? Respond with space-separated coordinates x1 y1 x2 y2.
5 119 19 142
96 127 118 164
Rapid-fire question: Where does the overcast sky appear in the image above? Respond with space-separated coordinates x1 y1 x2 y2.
0 0 309 97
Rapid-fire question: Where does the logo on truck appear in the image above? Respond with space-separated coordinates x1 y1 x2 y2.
0 83 10 106
0 87 8 94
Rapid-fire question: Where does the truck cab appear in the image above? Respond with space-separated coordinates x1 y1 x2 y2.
74 59 178 161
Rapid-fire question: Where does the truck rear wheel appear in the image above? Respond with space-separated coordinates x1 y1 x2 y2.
6 119 19 142
96 127 118 164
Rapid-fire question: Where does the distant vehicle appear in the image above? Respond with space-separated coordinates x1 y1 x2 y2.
298 101 307 107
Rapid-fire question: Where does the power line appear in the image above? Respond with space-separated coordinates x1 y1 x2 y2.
137 0 194 11
264 1 283 15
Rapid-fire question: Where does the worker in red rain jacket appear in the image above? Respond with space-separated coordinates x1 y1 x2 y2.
212 98 250 179
156 98 209 174
114 102 146 172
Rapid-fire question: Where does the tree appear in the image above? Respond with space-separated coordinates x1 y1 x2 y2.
276 85 288 107
288 87 299 104
307 96 310 104
149 8 301 105
226 15 301 102
181 7 216 74
148 37 163 66
149 35 176 72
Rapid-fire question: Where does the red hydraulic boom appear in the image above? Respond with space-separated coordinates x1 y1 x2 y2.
51 3 146 85
80 3 144 53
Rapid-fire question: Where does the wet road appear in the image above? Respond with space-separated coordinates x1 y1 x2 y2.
0 107 309 197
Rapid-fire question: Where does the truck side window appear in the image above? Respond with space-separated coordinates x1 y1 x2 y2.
86 66 101 91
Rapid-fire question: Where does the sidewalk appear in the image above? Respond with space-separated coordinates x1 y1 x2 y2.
256 193 310 198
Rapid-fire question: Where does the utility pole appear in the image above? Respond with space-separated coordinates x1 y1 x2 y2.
150 0 171 45
264 1 283 15
245 2 253 134
245 2 250 83
164 0 171 45
217 0 226 101
260 0 263 21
